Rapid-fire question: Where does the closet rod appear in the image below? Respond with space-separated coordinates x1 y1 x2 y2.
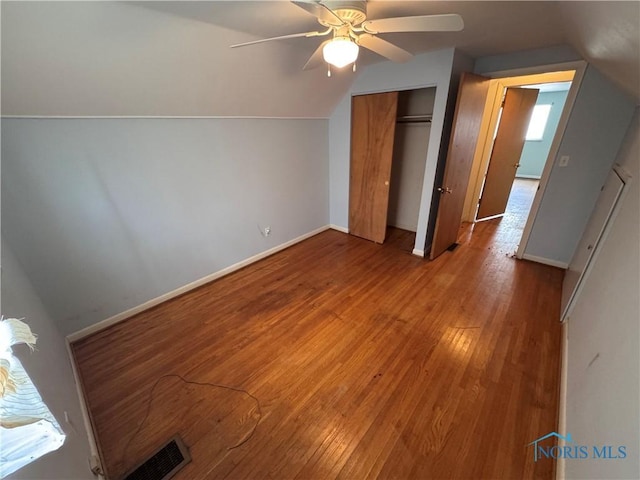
396 114 432 124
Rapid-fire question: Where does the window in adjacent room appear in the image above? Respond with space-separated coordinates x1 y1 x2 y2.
525 104 552 141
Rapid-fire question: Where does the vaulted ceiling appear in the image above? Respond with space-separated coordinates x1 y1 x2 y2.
1 1 638 117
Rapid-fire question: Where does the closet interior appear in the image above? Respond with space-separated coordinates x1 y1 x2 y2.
386 87 435 246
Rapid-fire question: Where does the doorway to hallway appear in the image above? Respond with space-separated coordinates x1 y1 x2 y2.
464 72 575 255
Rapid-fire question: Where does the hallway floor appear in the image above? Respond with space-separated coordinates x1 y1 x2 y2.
474 177 539 255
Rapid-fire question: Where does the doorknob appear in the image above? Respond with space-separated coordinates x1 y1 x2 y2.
384 180 389 186
437 186 452 194
514 163 521 168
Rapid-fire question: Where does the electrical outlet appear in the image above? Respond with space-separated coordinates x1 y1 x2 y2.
558 155 570 167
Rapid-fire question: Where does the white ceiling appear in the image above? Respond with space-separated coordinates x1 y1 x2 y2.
1 1 638 117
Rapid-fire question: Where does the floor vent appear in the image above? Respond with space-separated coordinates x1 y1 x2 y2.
124 436 190 480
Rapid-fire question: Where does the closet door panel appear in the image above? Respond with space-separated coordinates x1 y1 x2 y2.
349 91 399 243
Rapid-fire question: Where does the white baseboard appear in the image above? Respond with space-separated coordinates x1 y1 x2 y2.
515 174 542 180
556 322 569 480
412 249 425 257
65 340 105 479
522 253 568 269
67 225 331 342
329 224 348 233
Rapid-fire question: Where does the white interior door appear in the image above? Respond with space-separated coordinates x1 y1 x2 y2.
561 166 628 321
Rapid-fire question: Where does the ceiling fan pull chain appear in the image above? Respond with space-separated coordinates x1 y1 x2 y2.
327 65 331 77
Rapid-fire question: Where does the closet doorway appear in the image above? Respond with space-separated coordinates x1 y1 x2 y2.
349 87 435 250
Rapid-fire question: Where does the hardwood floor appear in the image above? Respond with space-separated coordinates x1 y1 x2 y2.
476 177 539 255
505 178 539 230
72 219 563 480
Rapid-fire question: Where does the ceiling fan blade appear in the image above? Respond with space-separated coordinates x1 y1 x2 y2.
357 34 412 63
303 40 330 70
362 14 464 34
292 1 344 27
230 30 329 48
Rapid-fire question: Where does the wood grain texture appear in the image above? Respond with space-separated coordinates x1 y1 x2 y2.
431 72 491 260
72 218 563 480
477 87 539 220
349 91 399 244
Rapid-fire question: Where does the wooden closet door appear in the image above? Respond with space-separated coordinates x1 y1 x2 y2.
349 91 399 244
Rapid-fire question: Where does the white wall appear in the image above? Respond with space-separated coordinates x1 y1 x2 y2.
2 240 93 479
2 118 329 334
387 88 435 232
563 109 639 479
524 66 636 264
0 1 354 117
475 45 582 74
387 123 431 232
328 48 457 254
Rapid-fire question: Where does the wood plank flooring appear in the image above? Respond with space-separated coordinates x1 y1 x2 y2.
72 218 563 479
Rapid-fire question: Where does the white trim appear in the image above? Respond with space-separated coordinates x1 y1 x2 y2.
65 340 105 479
329 224 349 233
516 61 588 259
475 213 505 222
521 253 568 269
556 321 569 480
1 115 327 120
515 174 542 180
412 249 425 257
67 225 330 342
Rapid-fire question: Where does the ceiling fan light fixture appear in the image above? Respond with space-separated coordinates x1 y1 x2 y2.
323 37 359 68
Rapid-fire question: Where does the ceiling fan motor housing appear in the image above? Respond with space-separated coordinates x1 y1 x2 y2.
320 1 367 26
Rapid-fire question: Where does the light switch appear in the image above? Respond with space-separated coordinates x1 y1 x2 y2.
559 155 570 167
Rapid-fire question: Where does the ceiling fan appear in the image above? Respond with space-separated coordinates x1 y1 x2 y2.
230 1 464 75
